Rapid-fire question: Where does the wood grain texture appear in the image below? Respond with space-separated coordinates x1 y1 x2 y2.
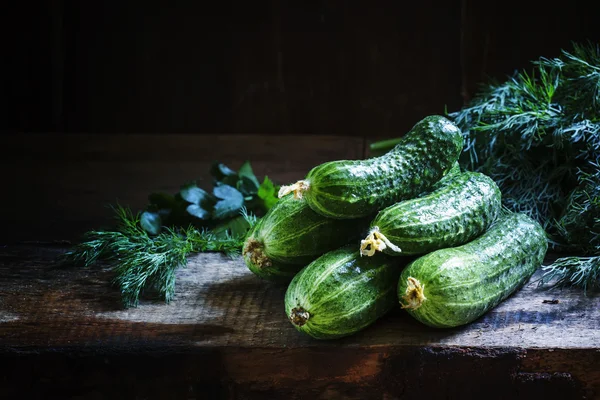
2 247 596 349
0 133 364 243
0 245 599 399
2 132 599 399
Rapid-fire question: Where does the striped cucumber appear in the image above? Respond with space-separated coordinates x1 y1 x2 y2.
242 195 367 281
360 171 501 256
398 212 548 328
431 161 461 190
285 246 402 339
278 115 463 219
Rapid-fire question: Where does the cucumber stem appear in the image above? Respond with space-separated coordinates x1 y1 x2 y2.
401 277 426 310
242 238 272 269
360 226 402 256
369 137 403 152
278 180 310 200
290 307 310 326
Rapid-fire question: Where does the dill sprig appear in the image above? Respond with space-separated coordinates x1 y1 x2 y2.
63 205 257 307
448 41 600 291
540 256 600 293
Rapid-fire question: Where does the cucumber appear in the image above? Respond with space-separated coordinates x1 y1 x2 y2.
397 212 548 328
278 115 463 219
242 195 367 281
360 171 501 257
432 161 461 189
284 246 402 339
415 161 461 195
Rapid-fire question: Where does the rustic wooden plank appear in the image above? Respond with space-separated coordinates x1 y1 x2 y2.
0 246 598 350
0 347 594 399
0 245 599 398
0 134 364 242
2 130 600 398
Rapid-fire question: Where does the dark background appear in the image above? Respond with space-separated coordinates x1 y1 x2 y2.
1 5 599 399
4 0 600 137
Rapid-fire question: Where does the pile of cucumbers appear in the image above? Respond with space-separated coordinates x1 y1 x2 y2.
242 115 548 339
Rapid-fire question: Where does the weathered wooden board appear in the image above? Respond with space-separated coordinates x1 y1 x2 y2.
0 134 364 242
1 246 598 349
2 132 600 399
0 245 599 399
1 346 595 400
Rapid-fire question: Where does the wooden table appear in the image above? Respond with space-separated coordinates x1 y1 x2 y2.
1 134 599 399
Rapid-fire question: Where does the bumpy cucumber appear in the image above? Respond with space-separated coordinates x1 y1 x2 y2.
397 212 548 328
431 161 461 190
242 195 367 281
360 171 501 256
278 115 463 219
285 246 403 339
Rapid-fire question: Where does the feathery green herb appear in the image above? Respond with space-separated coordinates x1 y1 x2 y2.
64 160 273 307
64 205 257 308
447 42 600 291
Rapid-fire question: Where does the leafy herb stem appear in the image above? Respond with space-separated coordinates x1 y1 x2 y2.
63 205 257 308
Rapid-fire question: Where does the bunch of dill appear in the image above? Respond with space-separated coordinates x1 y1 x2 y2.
63 205 257 308
448 42 600 291
63 160 273 308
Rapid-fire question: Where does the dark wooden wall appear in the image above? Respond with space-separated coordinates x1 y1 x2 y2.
3 0 600 136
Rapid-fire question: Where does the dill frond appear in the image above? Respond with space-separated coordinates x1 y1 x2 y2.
448 42 600 290
540 256 600 293
63 205 257 307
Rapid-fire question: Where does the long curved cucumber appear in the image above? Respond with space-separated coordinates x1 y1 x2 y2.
360 171 501 256
284 246 402 339
397 212 548 328
242 195 368 281
278 115 464 219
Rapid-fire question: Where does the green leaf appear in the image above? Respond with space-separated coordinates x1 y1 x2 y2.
186 204 211 220
211 162 237 178
211 162 239 187
213 184 245 219
238 161 260 188
212 215 252 239
157 208 173 220
140 211 162 235
257 176 279 210
148 192 177 209
237 176 260 196
180 182 213 205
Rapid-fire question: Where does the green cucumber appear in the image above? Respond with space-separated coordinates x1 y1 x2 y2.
284 246 402 339
360 171 501 256
398 212 548 328
278 115 463 219
242 195 367 281
432 161 461 189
